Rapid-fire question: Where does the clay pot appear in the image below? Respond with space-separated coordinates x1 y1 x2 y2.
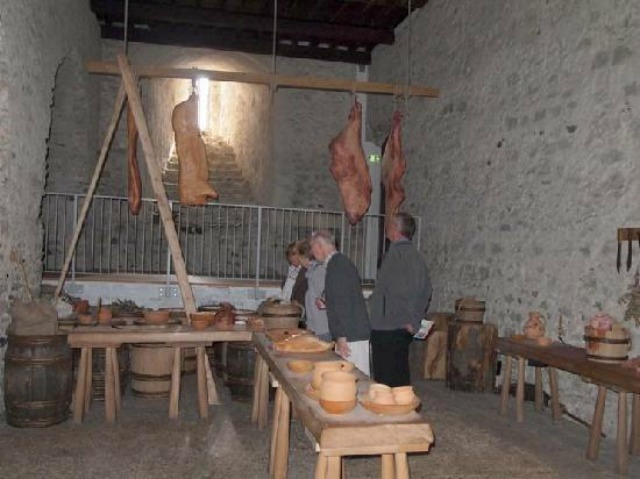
98 307 113 324
287 359 314 374
73 300 90 314
524 311 546 339
143 309 171 325
214 306 236 327
190 312 215 325
368 383 392 401
312 361 353 391
392 386 415 405
319 398 356 415
191 317 209 331
320 371 357 402
77 313 94 325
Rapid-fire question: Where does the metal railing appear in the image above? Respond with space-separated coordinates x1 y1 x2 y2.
42 193 420 285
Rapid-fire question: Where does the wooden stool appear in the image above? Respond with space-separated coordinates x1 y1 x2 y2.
499 355 562 423
586 386 640 475
73 345 121 424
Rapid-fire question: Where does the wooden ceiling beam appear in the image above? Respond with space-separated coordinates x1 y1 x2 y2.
91 0 394 46
86 60 440 98
101 24 373 64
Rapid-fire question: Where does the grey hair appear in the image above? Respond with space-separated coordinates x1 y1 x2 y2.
310 229 336 248
393 212 416 239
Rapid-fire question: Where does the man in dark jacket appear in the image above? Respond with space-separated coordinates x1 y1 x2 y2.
368 213 431 386
310 230 371 375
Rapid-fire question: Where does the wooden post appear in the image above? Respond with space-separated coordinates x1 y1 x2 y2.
314 455 328 479
73 348 88 423
274 390 291 479
516 357 525 423
251 355 263 423
110 348 122 413
500 355 513 415
587 385 606 460
395 452 410 479
534 367 543 412
631 394 640 456
548 368 562 421
326 456 341 479
381 454 395 479
105 347 116 423
269 386 283 476
84 348 93 413
204 352 219 405
259 359 270 430
54 84 126 298
616 392 629 475
116 54 197 315
196 346 208 418
169 347 182 419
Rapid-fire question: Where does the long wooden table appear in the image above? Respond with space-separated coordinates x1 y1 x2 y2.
496 337 640 475
67 323 254 423
252 333 434 479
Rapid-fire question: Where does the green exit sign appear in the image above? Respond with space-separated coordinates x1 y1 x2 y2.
369 154 380 163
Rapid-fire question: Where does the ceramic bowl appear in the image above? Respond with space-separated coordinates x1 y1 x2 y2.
287 359 314 374
371 391 396 406
191 318 209 331
143 309 171 325
190 312 216 325
391 386 414 395
319 398 356 415
393 391 416 406
368 383 391 401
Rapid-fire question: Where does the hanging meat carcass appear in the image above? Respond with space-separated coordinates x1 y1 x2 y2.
127 103 142 215
381 111 407 225
328 100 372 225
171 93 218 205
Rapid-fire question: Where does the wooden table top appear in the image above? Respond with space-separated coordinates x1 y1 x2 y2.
67 323 255 347
496 337 640 394
253 333 434 455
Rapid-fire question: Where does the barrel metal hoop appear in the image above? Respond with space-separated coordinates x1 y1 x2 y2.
583 336 630 345
587 353 629 361
6 355 72 365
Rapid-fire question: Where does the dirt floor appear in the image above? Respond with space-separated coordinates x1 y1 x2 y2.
0 367 637 478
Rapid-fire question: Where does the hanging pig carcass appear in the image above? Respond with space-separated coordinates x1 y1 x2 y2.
381 110 407 224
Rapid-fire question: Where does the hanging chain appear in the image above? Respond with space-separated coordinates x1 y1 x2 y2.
404 0 413 114
270 0 279 95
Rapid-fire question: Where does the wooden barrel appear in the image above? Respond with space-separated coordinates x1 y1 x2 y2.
584 326 631 363
225 342 256 402
259 301 302 318
446 322 497 392
4 334 72 427
423 313 455 380
182 347 197 375
454 298 486 323
130 344 174 398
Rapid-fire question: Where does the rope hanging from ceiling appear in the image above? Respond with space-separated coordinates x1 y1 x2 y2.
123 0 130 54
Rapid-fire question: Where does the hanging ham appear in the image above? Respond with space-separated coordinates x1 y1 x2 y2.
127 103 142 215
172 93 218 205
328 100 372 225
381 111 407 225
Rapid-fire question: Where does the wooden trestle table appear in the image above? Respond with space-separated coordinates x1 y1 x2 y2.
67 323 254 423
251 333 435 479
496 337 640 475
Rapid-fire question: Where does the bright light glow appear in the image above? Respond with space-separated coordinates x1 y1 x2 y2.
197 77 209 132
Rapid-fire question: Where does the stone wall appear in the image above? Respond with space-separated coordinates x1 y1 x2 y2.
369 0 640 433
0 0 100 413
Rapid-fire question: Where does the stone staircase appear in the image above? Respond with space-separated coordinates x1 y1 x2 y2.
163 135 254 205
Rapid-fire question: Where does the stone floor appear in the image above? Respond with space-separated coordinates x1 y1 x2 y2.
0 373 637 478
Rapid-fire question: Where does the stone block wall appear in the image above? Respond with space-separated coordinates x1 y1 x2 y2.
0 0 100 413
369 0 640 433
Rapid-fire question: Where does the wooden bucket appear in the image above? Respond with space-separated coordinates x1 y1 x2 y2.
130 344 174 398
455 298 485 323
225 342 256 402
4 334 72 427
261 315 300 330
584 326 631 363
446 322 497 392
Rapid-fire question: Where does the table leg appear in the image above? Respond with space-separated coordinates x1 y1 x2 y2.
516 357 525 423
548 368 562 421
500 355 513 415
631 394 640 456
110 348 121 413
84 348 93 413
326 456 341 479
269 386 283 476
252 354 263 424
203 349 219 406
314 454 328 479
534 367 543 412
395 452 410 479
259 356 270 431
73 348 89 423
586 385 606 461
104 347 116 424
274 389 291 479
616 391 629 476
197 346 208 419
381 454 395 479
169 347 182 419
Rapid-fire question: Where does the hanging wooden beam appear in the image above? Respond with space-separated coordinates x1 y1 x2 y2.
116 54 198 315
86 61 440 98
54 83 127 299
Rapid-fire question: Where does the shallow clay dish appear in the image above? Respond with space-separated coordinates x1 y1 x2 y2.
360 396 420 415
143 309 171 325
287 359 314 374
320 398 356 415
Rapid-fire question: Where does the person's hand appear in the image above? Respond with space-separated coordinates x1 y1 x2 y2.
315 297 326 310
335 337 351 358
404 323 415 334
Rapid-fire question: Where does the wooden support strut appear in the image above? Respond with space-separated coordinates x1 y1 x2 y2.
87 61 440 98
116 54 197 315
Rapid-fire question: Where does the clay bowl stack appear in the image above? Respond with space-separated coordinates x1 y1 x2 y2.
319 371 357 414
